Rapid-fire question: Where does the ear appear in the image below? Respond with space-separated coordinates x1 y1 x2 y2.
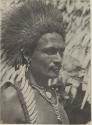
14 48 32 70
22 50 31 64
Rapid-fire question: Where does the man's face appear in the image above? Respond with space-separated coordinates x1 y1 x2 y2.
31 32 65 80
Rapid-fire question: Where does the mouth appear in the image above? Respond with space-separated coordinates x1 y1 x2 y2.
55 67 60 72
51 67 60 75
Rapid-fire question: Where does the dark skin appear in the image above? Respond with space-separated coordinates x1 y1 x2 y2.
1 32 66 123
30 32 65 88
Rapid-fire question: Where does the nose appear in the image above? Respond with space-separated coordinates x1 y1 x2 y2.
53 52 62 68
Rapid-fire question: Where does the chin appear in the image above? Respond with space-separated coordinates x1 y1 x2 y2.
47 73 58 79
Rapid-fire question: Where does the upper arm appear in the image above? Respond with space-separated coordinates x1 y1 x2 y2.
1 84 25 123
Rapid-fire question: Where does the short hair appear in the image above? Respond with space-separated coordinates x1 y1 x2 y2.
1 0 65 67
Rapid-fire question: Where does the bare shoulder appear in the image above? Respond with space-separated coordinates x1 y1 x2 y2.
2 84 17 100
1 83 25 123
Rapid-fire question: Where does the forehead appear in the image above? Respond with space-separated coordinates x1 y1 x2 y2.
37 32 65 49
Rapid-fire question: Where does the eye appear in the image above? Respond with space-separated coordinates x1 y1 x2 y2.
43 48 57 55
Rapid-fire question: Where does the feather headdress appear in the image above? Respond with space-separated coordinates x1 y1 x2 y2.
1 0 65 67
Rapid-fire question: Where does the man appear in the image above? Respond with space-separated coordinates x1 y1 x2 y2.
0 0 69 124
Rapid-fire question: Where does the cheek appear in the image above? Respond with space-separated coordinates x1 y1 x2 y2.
31 52 51 72
39 54 51 70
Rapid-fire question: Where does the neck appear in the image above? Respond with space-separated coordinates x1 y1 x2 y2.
29 70 49 89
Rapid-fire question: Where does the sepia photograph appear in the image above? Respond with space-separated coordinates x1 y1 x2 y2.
0 0 91 124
